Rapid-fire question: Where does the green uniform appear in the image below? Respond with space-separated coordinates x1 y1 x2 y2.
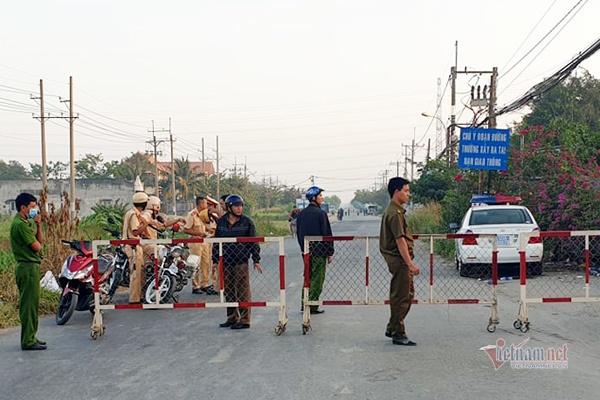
10 214 43 349
379 201 415 340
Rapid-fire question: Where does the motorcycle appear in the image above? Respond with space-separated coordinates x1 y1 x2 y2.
55 240 114 325
102 222 131 300
142 223 199 304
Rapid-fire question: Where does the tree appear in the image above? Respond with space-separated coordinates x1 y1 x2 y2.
0 160 31 179
113 152 154 183
75 154 108 179
324 195 341 208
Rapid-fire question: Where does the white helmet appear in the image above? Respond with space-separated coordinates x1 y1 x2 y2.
132 192 149 204
147 196 161 212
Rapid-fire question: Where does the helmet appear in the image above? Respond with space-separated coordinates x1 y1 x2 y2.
147 196 161 211
132 192 149 204
199 209 211 223
225 194 244 207
305 186 324 200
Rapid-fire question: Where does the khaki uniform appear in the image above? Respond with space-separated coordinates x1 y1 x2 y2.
185 209 210 289
141 210 163 261
122 208 145 303
379 201 415 340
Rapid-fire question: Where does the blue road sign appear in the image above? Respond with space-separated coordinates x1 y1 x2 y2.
458 128 510 170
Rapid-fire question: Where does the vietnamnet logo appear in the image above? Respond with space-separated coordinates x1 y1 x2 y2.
479 338 569 370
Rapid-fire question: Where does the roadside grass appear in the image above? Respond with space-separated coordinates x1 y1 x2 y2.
407 202 455 260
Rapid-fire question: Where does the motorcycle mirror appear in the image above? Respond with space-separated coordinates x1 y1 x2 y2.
107 216 116 224
156 215 165 223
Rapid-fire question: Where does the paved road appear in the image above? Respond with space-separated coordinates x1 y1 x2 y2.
1 214 599 399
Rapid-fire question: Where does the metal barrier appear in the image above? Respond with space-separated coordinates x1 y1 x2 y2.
90 236 288 339
514 230 600 332
301 234 500 334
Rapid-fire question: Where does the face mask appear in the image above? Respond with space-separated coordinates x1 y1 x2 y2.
28 209 39 219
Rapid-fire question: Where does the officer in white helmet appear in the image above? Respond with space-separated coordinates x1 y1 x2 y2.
142 196 185 260
122 191 150 304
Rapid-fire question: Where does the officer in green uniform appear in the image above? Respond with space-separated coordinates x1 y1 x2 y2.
379 177 420 346
10 192 46 350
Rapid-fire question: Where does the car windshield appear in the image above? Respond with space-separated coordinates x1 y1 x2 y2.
469 208 533 225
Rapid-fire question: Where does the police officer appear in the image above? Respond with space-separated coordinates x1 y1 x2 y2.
122 192 149 304
10 193 46 350
379 177 420 346
296 186 334 314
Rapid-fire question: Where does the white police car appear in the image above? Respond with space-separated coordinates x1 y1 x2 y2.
453 195 543 278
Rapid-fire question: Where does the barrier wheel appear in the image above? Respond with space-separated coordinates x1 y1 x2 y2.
91 330 99 340
520 323 530 333
513 320 522 330
302 325 309 335
486 324 496 333
275 324 286 336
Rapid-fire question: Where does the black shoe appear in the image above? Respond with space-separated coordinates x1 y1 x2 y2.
205 288 218 295
192 288 203 294
128 301 141 305
310 309 325 314
23 343 47 351
219 321 236 328
385 331 392 338
36 339 47 346
230 323 250 330
392 338 417 346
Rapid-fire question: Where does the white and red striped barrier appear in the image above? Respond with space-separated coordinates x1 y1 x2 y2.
90 236 288 339
515 230 600 332
301 234 501 334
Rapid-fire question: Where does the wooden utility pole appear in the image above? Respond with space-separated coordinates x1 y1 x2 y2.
169 118 176 214
216 135 220 201
69 77 75 216
39 80 47 193
147 121 168 198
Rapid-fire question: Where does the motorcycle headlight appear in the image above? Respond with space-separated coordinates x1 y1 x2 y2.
170 246 183 258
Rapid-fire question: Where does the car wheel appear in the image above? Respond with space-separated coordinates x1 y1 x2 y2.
529 262 543 276
458 260 470 277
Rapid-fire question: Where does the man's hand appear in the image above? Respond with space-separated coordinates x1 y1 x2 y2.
254 262 263 273
409 264 420 276
327 256 334 264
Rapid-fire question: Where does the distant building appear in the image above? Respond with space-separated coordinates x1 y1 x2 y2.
1 179 132 217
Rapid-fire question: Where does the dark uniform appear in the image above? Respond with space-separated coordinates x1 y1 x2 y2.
296 203 334 312
212 213 260 325
379 201 415 340
10 214 43 349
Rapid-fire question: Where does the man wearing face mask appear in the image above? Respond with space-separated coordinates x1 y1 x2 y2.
10 192 46 350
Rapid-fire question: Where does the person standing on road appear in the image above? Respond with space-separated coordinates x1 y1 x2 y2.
296 186 334 314
122 191 150 304
10 193 46 351
379 177 420 346
288 205 300 238
213 194 262 329
184 196 217 295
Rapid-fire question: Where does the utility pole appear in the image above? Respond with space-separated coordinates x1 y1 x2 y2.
33 77 78 215
168 118 176 214
480 67 499 193
216 135 220 201
31 79 48 202
146 121 168 198
402 144 409 178
201 138 206 185
410 138 425 181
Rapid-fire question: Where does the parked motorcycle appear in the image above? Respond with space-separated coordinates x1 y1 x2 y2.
142 222 199 304
102 222 131 300
55 240 114 325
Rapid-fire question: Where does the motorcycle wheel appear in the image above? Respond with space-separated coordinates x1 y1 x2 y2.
56 292 78 325
142 274 175 304
108 268 122 297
